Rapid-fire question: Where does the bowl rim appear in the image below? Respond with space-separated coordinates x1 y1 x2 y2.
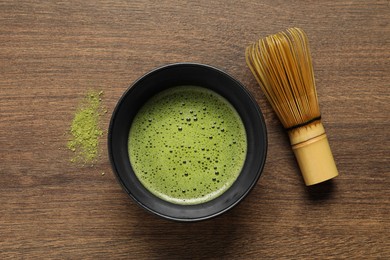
108 62 267 221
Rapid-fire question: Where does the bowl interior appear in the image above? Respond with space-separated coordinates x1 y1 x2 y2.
108 63 267 221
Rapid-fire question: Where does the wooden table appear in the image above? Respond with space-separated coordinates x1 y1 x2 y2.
1 0 389 258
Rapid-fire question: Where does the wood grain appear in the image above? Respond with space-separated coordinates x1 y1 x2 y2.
1 0 389 259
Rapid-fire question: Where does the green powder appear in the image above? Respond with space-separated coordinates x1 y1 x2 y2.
67 91 104 164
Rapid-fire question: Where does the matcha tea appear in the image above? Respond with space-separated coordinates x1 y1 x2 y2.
128 86 247 205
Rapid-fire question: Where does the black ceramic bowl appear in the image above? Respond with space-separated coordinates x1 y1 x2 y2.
108 63 267 221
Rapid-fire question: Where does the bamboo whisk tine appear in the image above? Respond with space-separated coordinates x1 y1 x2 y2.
246 28 320 129
246 28 338 186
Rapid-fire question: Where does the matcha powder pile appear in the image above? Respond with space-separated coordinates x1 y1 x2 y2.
67 91 104 164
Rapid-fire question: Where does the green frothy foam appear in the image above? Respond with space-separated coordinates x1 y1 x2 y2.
128 86 247 205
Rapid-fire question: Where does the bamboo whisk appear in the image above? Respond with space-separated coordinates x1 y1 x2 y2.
245 28 338 185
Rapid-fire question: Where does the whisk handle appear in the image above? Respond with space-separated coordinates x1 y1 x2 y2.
288 122 339 185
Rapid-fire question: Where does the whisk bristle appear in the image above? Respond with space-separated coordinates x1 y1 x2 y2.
245 27 320 129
